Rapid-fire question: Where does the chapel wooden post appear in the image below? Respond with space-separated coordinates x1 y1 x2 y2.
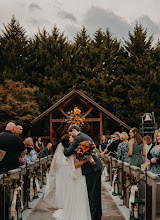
100 112 103 143
50 113 53 154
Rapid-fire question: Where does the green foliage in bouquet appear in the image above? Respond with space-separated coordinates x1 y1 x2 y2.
125 171 144 191
4 176 23 190
28 167 41 181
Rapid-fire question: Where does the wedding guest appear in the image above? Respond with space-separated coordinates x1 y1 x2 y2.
141 136 153 171
35 137 44 153
128 127 145 167
148 130 160 174
15 125 23 136
23 137 37 164
14 125 25 164
38 143 52 158
44 134 70 209
154 129 159 144
99 135 107 153
147 129 159 162
0 122 26 173
117 132 129 162
102 132 122 158
106 134 112 145
64 124 102 220
143 136 152 163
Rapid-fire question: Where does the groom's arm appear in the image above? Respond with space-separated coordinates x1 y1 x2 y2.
64 139 79 157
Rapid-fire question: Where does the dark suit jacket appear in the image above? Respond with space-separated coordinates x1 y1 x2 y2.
108 139 122 157
0 130 26 173
38 147 49 158
64 132 102 175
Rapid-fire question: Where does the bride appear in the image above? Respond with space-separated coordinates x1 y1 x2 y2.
44 134 70 209
53 135 92 220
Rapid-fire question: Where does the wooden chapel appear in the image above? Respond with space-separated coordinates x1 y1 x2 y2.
28 90 131 153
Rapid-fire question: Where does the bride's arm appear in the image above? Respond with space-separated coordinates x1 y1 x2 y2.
74 157 89 169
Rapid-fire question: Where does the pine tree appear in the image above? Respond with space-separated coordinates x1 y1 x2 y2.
0 16 29 82
28 26 73 111
124 23 154 126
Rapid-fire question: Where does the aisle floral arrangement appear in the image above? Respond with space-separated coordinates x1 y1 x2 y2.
125 171 144 191
5 176 23 190
5 177 24 219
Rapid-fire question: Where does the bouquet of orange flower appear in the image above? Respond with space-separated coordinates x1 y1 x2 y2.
75 141 98 165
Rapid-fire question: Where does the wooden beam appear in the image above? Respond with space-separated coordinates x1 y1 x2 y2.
52 119 66 122
100 112 103 143
59 107 69 118
82 107 93 119
79 98 90 107
32 136 50 140
85 118 100 122
50 113 53 154
91 122 94 138
28 127 31 137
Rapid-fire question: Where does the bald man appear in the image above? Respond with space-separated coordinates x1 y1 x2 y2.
15 125 23 135
0 122 26 173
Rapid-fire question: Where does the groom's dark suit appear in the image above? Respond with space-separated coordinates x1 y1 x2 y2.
64 132 102 220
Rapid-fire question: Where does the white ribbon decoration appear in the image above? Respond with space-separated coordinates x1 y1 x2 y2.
129 185 138 210
11 186 21 218
111 173 117 193
104 167 109 177
30 177 34 201
35 178 40 192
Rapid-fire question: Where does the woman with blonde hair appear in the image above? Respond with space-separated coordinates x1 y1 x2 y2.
23 137 37 164
117 132 129 162
148 130 160 174
128 128 145 167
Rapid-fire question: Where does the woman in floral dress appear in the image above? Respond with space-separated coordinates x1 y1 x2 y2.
149 131 160 174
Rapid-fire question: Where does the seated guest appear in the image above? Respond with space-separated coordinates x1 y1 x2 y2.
148 130 160 174
0 122 26 173
117 132 129 162
35 137 44 153
23 137 37 164
38 143 52 158
128 127 145 167
106 134 112 145
102 132 122 158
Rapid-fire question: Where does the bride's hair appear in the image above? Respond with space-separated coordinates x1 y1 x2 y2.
60 134 69 148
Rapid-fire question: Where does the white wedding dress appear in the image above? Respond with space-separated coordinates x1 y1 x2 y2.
53 155 91 220
44 143 70 209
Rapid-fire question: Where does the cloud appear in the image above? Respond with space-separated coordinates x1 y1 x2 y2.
57 10 77 23
29 3 42 11
133 15 160 35
28 17 50 27
81 6 131 40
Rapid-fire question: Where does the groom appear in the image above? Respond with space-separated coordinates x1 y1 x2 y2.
64 124 102 220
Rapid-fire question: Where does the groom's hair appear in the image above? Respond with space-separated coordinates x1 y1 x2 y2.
67 124 80 132
60 134 69 148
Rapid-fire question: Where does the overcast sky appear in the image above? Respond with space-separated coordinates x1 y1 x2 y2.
0 0 160 43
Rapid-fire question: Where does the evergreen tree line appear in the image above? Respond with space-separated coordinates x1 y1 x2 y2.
0 16 160 130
